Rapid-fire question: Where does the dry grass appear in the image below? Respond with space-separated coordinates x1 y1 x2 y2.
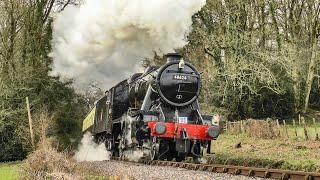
210 133 320 172
22 140 78 179
213 119 320 172
227 119 280 139
21 111 116 179
21 111 78 179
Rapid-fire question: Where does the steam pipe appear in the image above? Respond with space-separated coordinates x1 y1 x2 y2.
140 85 152 111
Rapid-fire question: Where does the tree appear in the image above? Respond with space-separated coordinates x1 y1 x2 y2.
184 0 320 119
0 0 85 162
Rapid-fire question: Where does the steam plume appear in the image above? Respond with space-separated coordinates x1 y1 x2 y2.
51 0 206 89
74 133 110 162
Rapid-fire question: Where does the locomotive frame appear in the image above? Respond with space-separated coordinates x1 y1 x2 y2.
82 53 219 163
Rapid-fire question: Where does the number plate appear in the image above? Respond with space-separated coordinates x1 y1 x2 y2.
178 117 188 124
173 75 188 80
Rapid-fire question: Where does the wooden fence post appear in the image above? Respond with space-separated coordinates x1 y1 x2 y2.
225 119 228 132
26 97 35 149
293 119 298 137
314 118 319 141
304 125 309 141
301 117 308 140
240 120 244 133
276 119 280 136
283 120 289 138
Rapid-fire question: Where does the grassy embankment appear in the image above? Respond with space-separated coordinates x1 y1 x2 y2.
209 119 320 172
0 161 22 180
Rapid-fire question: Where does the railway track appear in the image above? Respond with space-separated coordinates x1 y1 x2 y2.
131 159 320 180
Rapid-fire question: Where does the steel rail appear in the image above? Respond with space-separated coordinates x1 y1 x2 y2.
135 159 320 180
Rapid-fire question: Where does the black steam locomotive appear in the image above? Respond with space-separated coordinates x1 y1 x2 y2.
82 53 219 163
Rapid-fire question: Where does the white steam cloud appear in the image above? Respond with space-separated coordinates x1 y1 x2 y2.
74 133 110 162
51 0 206 89
123 150 147 162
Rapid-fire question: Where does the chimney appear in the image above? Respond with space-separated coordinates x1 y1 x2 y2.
165 53 182 63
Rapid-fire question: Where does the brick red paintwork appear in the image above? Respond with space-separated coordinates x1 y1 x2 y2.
148 121 217 141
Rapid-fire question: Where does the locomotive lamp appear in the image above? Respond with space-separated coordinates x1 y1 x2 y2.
155 122 166 135
178 58 185 69
207 126 220 139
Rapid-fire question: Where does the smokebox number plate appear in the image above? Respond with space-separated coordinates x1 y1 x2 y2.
173 75 188 80
178 117 188 124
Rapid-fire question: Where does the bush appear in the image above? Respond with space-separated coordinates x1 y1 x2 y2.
21 111 78 179
22 139 77 179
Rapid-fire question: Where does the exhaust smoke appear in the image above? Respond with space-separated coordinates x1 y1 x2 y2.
51 0 206 89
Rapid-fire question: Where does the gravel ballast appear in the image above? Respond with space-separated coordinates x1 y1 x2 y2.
80 160 268 180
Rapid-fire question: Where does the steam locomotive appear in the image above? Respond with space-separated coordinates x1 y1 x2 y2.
82 53 219 163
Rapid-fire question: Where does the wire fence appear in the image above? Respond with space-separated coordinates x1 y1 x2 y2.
224 118 320 141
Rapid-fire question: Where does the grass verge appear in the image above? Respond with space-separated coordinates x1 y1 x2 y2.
210 133 320 172
0 161 22 180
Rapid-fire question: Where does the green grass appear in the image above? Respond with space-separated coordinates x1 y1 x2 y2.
0 162 22 180
210 133 320 172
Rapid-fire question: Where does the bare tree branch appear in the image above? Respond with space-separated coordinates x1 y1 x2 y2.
59 0 71 12
43 0 55 23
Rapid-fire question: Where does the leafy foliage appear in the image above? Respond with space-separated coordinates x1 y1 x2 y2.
0 0 86 162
